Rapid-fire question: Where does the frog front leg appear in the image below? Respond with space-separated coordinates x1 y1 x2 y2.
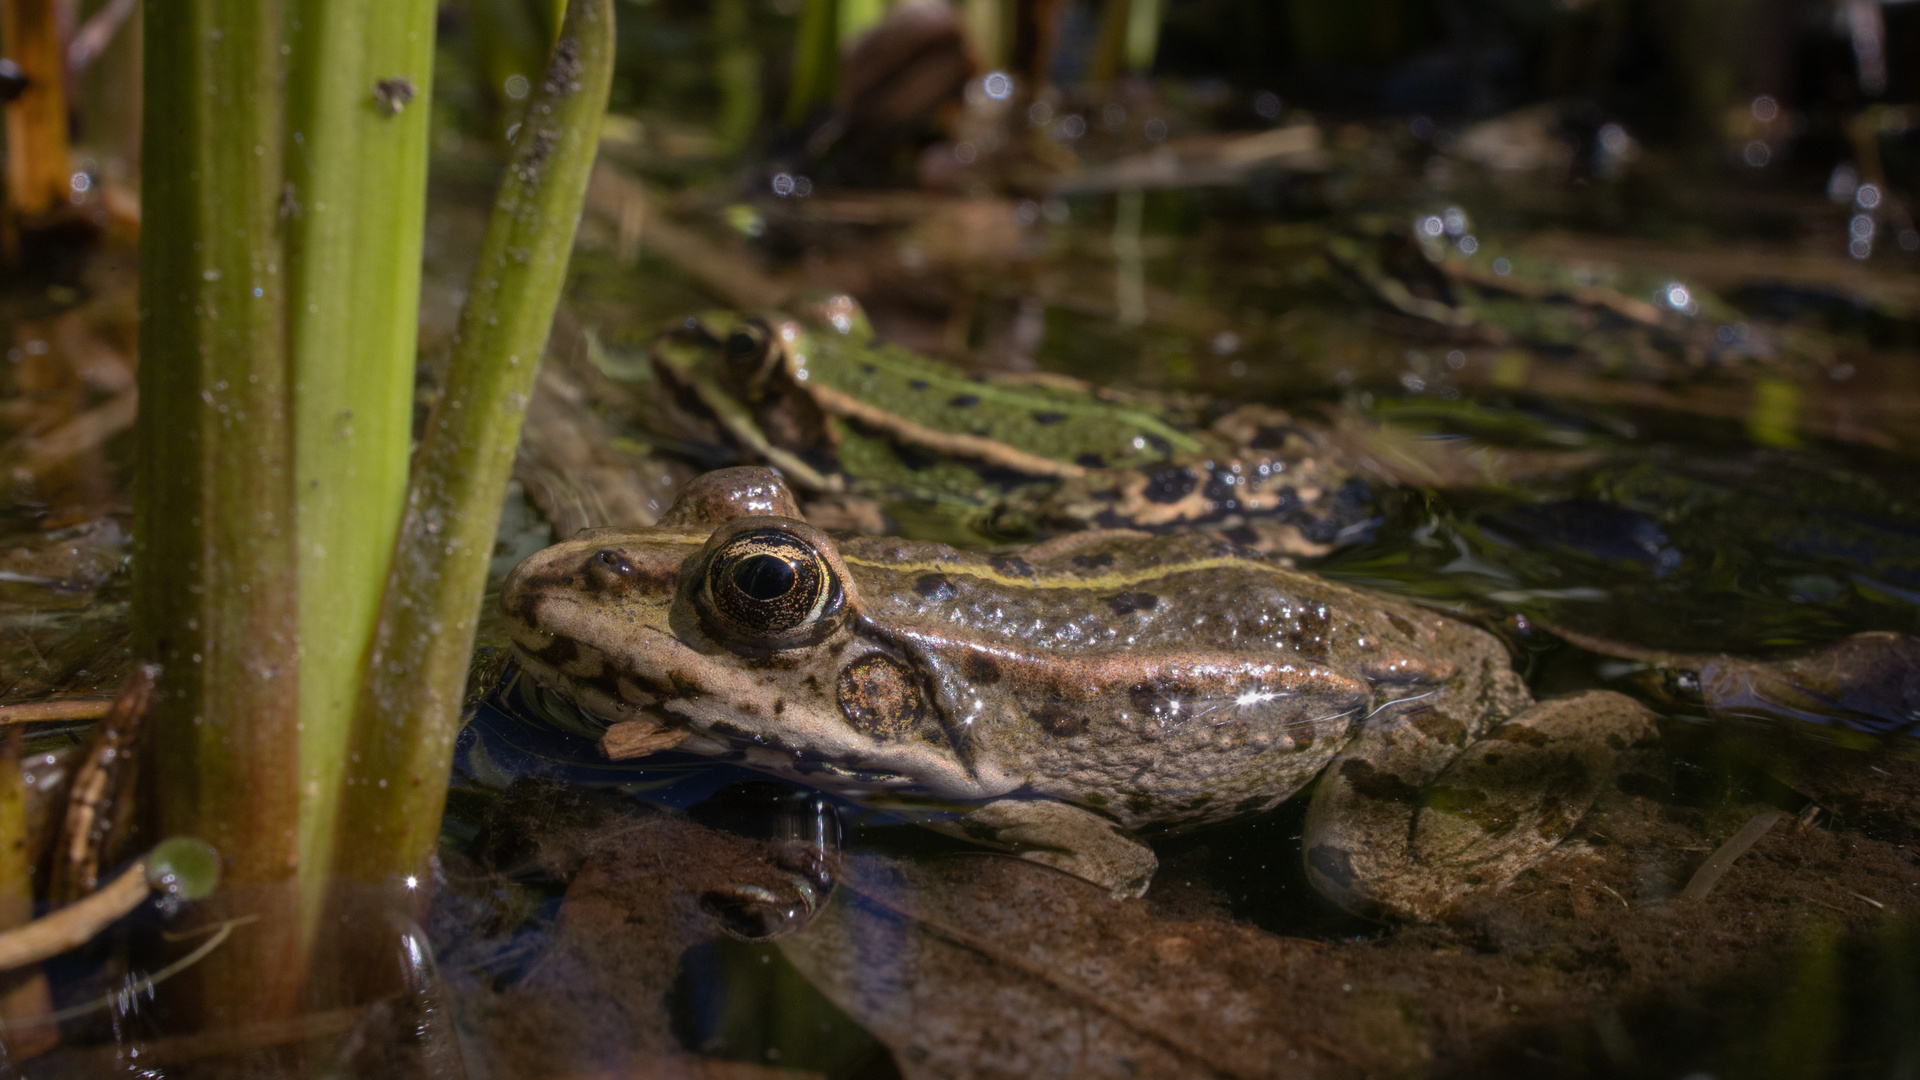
1303 690 1659 922
925 798 1159 900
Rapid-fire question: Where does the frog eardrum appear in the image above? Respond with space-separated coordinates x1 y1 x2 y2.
694 518 850 649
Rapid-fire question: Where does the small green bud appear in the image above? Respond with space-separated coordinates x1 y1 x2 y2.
145 836 222 900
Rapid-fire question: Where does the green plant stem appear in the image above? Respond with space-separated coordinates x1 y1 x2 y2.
282 0 437 954
136 0 304 1026
1089 0 1129 83
838 0 885 44
468 0 562 112
332 0 614 890
713 0 762 155
961 0 1006 70
784 0 837 127
0 730 55 1057
1123 0 1163 72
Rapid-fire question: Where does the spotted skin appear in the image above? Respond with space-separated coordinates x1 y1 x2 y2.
502 468 1658 919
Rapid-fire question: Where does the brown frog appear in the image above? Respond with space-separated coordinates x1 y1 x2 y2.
501 467 1659 921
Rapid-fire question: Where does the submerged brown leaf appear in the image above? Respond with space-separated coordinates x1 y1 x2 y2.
441 779 841 1077
781 854 1394 1080
778 747 1920 1080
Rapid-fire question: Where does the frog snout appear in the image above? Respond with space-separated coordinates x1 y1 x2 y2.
498 544 572 625
499 538 686 636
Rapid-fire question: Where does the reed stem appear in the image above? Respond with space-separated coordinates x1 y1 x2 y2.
282 0 438 954
0 730 55 1057
136 0 304 1025
713 0 762 155
332 0 615 892
784 0 838 126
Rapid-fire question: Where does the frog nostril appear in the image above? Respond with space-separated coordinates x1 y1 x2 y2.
592 549 637 578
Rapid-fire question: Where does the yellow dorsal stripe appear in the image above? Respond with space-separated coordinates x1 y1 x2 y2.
643 529 1308 592
841 553 1299 592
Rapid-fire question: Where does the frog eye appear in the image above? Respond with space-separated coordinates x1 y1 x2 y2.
724 325 763 360
699 526 847 647
720 319 779 391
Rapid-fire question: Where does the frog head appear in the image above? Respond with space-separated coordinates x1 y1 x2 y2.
500 467 994 798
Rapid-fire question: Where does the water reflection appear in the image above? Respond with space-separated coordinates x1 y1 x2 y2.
0 884 464 1075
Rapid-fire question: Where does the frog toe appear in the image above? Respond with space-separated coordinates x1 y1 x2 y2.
1018 846 1158 900
1304 839 1459 923
940 798 1159 900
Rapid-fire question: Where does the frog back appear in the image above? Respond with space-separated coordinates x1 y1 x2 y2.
837 531 1507 828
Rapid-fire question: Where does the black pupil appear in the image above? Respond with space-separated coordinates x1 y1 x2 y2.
732 553 796 601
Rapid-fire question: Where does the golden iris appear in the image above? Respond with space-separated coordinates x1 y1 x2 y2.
705 529 831 637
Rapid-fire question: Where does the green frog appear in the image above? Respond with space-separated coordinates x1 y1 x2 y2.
1318 218 1837 380
643 296 1374 553
501 466 1660 922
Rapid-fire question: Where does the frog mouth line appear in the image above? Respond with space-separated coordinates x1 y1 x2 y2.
651 700 919 789
511 658 916 789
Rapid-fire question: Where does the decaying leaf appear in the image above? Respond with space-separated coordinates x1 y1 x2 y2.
782 854 1414 1079
777 745 1920 1080
436 778 843 1077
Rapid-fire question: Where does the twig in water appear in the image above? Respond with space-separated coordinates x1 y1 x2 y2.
0 832 219 973
0 861 150 971
0 698 113 725
1593 882 1630 909
1679 810 1785 901
0 915 254 1029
